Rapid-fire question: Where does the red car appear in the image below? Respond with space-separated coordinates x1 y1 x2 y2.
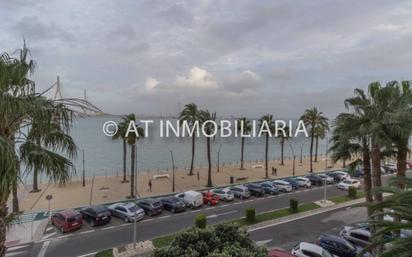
407 161 412 169
51 209 83 233
202 191 220 206
268 248 297 257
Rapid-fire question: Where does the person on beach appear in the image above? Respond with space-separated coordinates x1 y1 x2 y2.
148 179 152 192
272 167 277 176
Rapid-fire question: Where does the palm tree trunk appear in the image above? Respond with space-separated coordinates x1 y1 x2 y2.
396 141 408 180
0 201 7 257
342 159 346 168
189 136 195 176
362 145 373 217
314 136 319 162
122 139 128 182
309 131 314 172
240 137 245 170
130 144 135 198
371 141 383 254
32 168 39 192
280 139 284 165
265 134 269 178
12 179 19 213
206 137 212 187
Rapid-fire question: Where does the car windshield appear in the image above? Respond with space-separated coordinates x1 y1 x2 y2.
152 201 162 207
93 205 107 213
129 205 140 212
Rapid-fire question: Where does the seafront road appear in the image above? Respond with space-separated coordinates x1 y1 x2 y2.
5 173 402 257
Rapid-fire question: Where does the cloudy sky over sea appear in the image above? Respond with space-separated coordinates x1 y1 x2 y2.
2 0 412 118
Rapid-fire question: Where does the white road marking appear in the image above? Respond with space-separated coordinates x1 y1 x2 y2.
80 230 95 235
37 241 50 257
41 232 57 240
102 226 116 230
207 210 238 219
5 251 26 257
76 251 98 257
255 239 273 246
6 245 30 251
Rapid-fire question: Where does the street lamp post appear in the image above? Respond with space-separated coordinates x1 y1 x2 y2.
133 143 138 249
217 144 222 173
323 137 329 203
170 150 175 192
288 143 296 176
82 149 85 187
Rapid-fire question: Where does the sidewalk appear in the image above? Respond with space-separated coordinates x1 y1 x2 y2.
16 156 346 213
6 219 48 247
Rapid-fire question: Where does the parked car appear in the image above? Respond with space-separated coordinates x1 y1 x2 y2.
272 180 293 192
325 172 341 183
268 248 297 257
245 183 265 197
333 171 351 181
202 191 220 205
137 198 163 216
108 202 145 222
160 197 186 213
317 174 334 184
260 182 279 194
80 205 111 227
175 190 203 208
316 234 357 257
229 185 251 199
383 163 397 173
51 209 83 233
337 179 361 190
340 226 371 247
305 175 323 186
294 177 312 188
407 161 412 169
212 188 235 201
291 242 334 257
283 178 299 190
350 169 364 178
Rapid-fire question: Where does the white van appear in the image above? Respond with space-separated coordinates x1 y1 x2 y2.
175 191 203 209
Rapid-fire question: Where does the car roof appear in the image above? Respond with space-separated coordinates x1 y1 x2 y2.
60 209 80 217
300 242 323 254
268 248 296 257
320 234 349 244
273 180 288 183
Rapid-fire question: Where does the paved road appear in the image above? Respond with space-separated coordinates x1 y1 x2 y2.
250 205 367 250
6 173 400 257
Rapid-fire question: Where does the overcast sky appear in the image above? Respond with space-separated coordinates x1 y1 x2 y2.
2 0 412 118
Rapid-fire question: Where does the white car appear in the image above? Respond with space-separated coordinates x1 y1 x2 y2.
292 242 334 257
338 179 361 190
175 190 203 208
317 174 334 184
294 177 312 188
272 180 293 192
108 202 145 223
212 188 235 201
333 171 351 181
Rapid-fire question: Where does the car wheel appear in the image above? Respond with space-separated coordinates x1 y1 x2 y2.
90 220 95 227
124 217 129 223
207 201 211 206
171 208 175 213
148 211 152 216
60 226 64 234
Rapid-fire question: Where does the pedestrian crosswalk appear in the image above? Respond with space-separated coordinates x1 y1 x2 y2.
10 213 36 225
5 244 30 257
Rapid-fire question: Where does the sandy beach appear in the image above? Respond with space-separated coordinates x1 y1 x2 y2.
14 154 347 212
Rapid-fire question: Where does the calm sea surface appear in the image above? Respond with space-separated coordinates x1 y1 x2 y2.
58 116 328 179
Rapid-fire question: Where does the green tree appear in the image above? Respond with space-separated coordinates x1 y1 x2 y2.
154 224 267 257
276 126 291 166
179 103 199 176
112 120 129 183
259 114 274 178
123 114 144 197
198 110 217 187
237 117 251 170
300 107 328 172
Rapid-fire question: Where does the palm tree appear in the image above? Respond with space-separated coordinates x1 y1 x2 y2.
277 126 291 166
198 110 217 187
366 177 412 257
300 107 328 172
123 114 144 198
113 120 129 183
313 123 328 162
237 117 251 170
0 45 99 257
259 114 274 179
20 120 77 192
179 103 199 176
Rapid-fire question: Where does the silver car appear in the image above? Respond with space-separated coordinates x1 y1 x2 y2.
108 202 145 223
340 226 370 247
229 185 251 199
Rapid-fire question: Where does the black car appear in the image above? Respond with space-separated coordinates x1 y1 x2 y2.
80 205 111 227
160 197 186 213
316 234 357 257
305 175 323 186
137 198 163 216
283 178 299 190
245 183 265 197
326 172 342 182
259 182 279 194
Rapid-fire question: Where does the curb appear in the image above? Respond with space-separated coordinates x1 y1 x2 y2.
247 198 365 232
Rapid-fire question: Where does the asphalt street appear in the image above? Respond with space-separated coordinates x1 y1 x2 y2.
5 173 400 257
